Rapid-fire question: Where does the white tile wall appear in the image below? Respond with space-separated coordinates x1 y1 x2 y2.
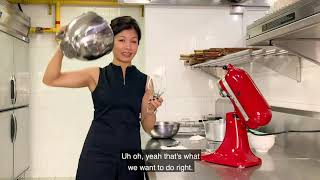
144 5 245 121
252 60 320 112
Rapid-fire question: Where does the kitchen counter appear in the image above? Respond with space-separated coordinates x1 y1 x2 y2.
141 134 320 180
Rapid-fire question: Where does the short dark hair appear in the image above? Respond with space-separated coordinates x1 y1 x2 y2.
110 16 141 44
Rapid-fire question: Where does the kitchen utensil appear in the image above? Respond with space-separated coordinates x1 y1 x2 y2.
248 133 276 153
202 117 226 142
146 70 166 113
150 121 180 139
57 11 114 61
201 64 272 168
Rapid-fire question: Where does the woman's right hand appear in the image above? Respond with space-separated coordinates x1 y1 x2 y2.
58 25 67 33
56 26 67 40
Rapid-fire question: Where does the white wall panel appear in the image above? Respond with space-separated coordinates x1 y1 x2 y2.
144 5 244 121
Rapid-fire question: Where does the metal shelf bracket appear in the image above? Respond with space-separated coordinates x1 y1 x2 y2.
272 39 320 66
190 49 302 82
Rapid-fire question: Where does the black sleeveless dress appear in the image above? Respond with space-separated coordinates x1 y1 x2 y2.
76 63 147 180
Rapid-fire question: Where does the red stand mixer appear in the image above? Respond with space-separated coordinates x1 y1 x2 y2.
201 64 272 168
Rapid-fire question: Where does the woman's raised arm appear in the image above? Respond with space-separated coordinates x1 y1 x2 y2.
42 47 99 92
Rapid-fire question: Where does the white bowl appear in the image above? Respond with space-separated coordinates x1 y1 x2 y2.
248 133 275 153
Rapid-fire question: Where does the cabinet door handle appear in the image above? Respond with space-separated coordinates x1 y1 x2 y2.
10 113 15 143
10 76 14 104
10 75 17 105
13 113 17 143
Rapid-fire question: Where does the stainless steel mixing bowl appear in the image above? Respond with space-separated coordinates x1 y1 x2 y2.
150 121 180 139
57 11 114 61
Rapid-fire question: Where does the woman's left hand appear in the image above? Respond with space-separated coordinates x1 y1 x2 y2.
148 96 163 113
141 93 162 133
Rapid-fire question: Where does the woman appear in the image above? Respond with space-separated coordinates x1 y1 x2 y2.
43 16 162 180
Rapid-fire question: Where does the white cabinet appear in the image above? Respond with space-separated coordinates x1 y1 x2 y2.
13 38 30 107
0 21 30 180
13 107 30 178
0 32 14 110
0 29 30 180
0 111 14 180
0 2 30 179
0 107 29 180
0 31 30 109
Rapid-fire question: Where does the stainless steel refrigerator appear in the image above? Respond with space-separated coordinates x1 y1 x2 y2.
0 1 31 180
